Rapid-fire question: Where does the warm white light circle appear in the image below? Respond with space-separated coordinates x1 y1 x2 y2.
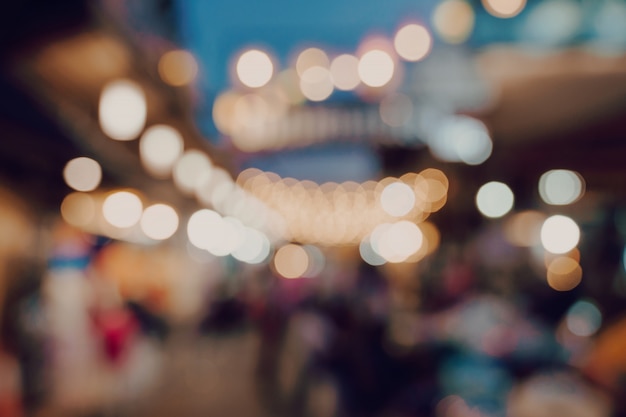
140 204 179 240
236 49 274 88
296 48 330 76
330 54 360 91
358 50 395 88
212 217 246 257
63 157 102 192
394 24 433 62
274 244 310 279
432 0 476 44
482 0 527 18
139 125 184 177
102 191 143 228
476 182 514 218
299 66 334 101
187 209 222 250
381 182 416 217
195 167 234 208
539 169 584 206
541 215 580 254
173 150 212 194
375 221 424 263
99 79 147 141
232 228 270 264
61 192 96 227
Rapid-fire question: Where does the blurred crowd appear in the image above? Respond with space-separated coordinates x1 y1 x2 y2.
1 212 625 417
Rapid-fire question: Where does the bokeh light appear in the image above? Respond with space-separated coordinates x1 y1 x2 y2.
229 93 273 151
504 210 546 247
158 49 198 86
429 116 492 165
212 91 240 136
372 221 424 263
541 215 580 254
299 66 334 101
414 221 441 260
433 0 475 44
394 23 432 62
482 0 526 18
303 245 326 278
358 49 395 88
102 191 143 228
61 192 96 228
63 157 102 192
547 256 582 291
195 167 233 208
140 203 179 240
99 79 147 141
238 169 448 246
139 125 184 178
274 243 310 279
186 209 223 251
296 47 330 76
236 49 274 88
172 150 213 194
566 300 602 337
276 69 306 105
211 217 246 257
476 181 514 218
330 54 360 91
539 169 585 205
380 181 415 217
360 237 387 266
231 228 271 264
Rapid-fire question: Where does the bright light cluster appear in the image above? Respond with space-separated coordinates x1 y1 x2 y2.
61 189 180 242
187 208 270 263
361 221 440 265
237 168 448 247
224 0 490 113
226 24 429 111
